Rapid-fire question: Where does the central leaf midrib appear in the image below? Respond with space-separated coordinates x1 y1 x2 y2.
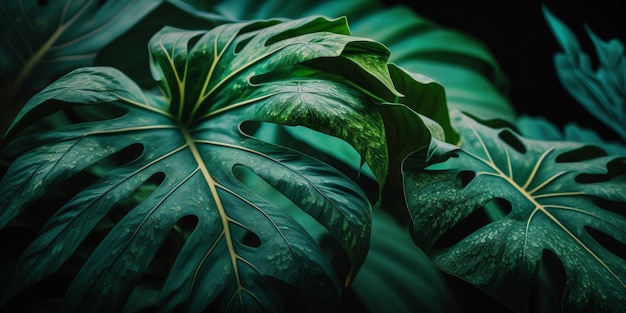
471 141 626 290
181 126 244 289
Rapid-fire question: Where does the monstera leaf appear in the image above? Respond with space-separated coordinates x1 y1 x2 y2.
209 0 516 122
0 0 163 134
404 110 626 313
0 16 440 312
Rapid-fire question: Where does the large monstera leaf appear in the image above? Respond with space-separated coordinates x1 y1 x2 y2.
403 110 626 313
0 16 430 312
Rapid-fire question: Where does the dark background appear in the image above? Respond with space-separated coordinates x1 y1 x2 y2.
383 1 625 142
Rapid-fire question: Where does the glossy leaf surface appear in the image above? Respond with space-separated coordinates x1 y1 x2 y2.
404 110 626 313
205 0 516 122
0 17 434 312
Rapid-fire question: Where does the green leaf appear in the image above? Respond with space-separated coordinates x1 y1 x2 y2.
404 110 626 313
255 63 455 211
0 17 409 312
184 0 516 123
350 209 460 313
517 115 626 157
542 4 626 142
0 0 161 133
95 0 235 88
348 5 516 123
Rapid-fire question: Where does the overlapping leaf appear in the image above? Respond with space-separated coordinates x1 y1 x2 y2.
201 0 516 123
0 16 441 312
0 0 162 133
404 110 626 313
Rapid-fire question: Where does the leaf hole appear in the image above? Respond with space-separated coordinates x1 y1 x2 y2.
187 35 202 52
555 145 607 163
240 122 379 203
232 164 330 241
433 198 510 249
575 158 626 183
487 197 513 216
241 230 261 248
234 35 254 54
264 17 347 47
7 104 128 145
591 197 626 218
112 171 165 214
529 249 565 313
233 164 357 286
433 208 488 249
585 226 626 260
223 217 263 250
122 214 199 312
259 276 309 312
247 65 298 85
456 170 475 188
54 103 128 126
498 129 526 154
205 291 226 312
97 142 145 171
233 20 283 53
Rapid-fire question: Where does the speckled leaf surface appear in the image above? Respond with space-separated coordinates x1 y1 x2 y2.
403 110 626 313
204 0 516 122
0 17 409 312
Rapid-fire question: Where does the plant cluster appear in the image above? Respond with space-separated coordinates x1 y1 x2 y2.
0 1 624 312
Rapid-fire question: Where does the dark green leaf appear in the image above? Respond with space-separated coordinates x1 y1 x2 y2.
0 17 415 312
348 5 516 123
0 0 161 133
517 115 626 157
183 0 516 123
350 209 461 313
404 110 626 313
95 0 236 88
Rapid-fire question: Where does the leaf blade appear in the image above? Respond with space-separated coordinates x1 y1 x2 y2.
404 110 626 313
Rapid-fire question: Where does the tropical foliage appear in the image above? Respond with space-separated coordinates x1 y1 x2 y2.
0 1 624 312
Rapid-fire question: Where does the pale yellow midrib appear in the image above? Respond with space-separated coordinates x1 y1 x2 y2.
473 149 626 291
181 127 243 289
